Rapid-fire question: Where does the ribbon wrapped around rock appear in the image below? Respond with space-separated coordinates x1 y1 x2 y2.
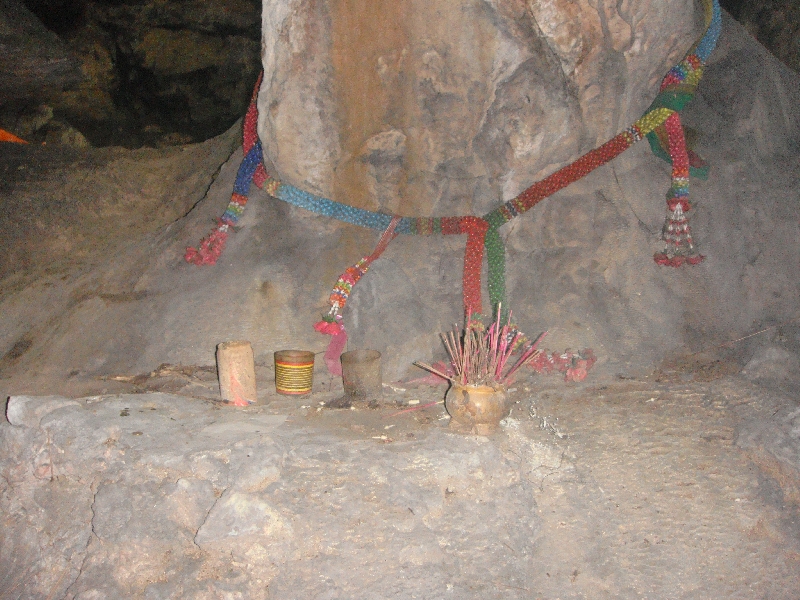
187 0 722 319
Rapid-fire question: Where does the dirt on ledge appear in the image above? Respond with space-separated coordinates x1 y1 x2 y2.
2 363 798 599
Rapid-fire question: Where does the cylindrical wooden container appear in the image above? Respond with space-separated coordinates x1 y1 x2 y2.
216 341 257 406
341 349 382 400
274 350 315 395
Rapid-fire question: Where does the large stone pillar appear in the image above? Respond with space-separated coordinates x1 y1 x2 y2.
257 0 700 217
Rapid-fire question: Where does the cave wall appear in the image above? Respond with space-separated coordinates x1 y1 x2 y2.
0 2 798 390
720 0 800 72
2 0 262 147
1 0 797 149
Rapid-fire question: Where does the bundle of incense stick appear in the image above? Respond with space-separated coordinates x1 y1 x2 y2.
416 306 546 386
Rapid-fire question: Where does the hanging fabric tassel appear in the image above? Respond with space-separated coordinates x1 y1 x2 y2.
313 216 401 375
655 198 704 266
321 318 348 376
653 112 704 267
185 73 265 266
321 215 401 322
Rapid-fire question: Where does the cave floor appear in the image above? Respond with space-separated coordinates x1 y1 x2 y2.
2 365 799 599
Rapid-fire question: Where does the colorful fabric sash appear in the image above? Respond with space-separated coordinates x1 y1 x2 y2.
187 0 722 320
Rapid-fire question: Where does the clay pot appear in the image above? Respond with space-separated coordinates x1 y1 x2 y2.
445 383 509 435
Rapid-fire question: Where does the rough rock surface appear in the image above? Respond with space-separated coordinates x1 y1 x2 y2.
0 5 798 598
723 0 800 73
4 0 797 151
1 0 261 148
1 11 797 387
0 125 239 281
2 368 799 598
258 0 702 215
0 0 81 107
80 0 261 146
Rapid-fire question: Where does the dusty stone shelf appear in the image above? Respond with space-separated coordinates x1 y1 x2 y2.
2 367 798 598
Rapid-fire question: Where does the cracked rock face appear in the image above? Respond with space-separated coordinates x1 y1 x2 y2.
3 372 800 598
0 394 291 598
257 0 700 215
0 393 545 598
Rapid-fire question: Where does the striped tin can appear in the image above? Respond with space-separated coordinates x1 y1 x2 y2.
274 350 315 395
